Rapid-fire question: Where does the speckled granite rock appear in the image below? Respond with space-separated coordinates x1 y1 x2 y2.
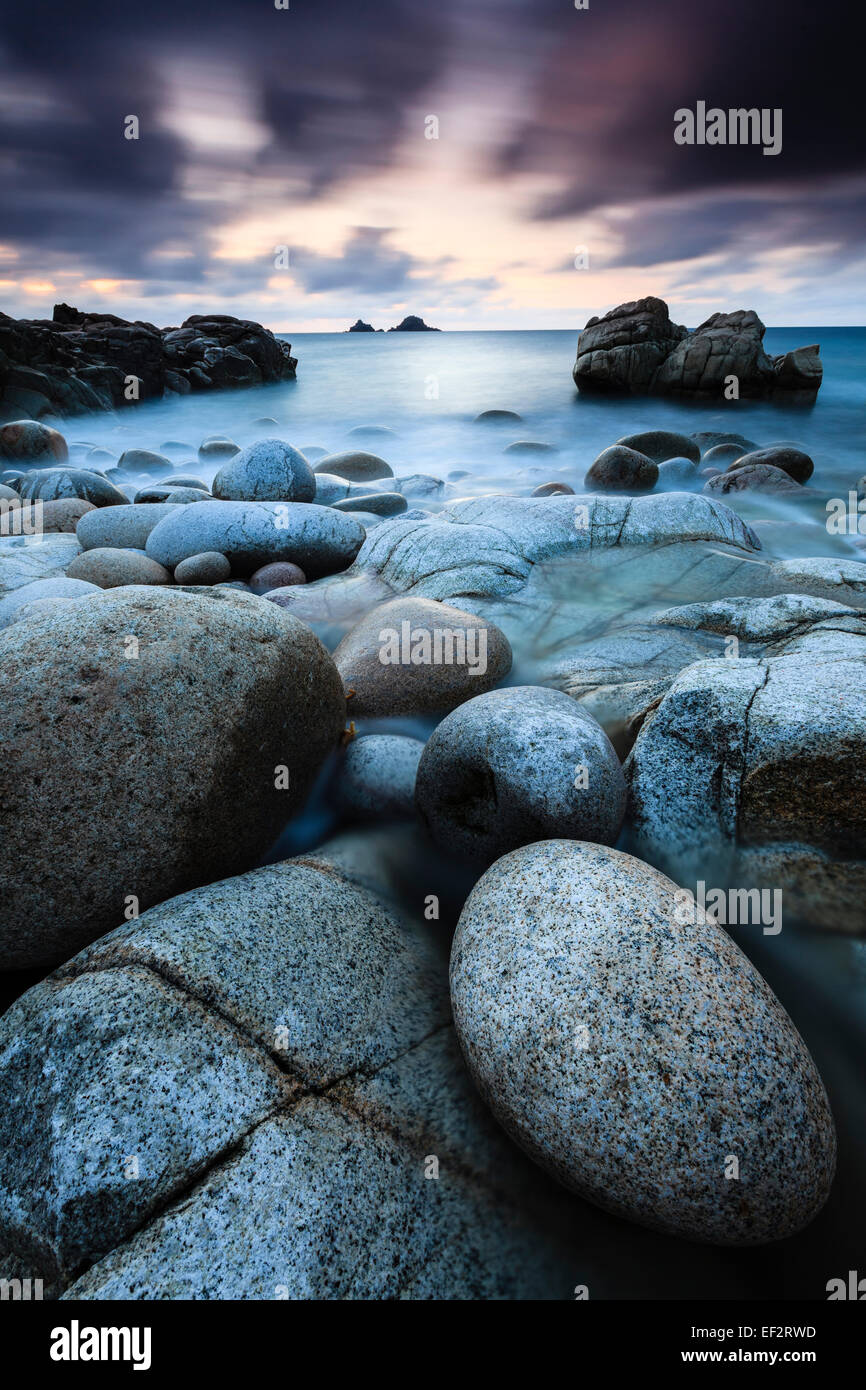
66 547 173 588
0 587 345 968
0 858 576 1299
336 734 424 821
268 494 762 634
540 595 862 757
212 439 316 503
626 639 866 932
76 503 183 552
450 840 836 1243
145 500 364 578
416 687 625 864
40 498 96 531
0 533 81 598
333 596 512 717
0 575 99 628
754 558 866 606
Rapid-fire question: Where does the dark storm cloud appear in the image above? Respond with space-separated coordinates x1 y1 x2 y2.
0 0 454 278
492 0 865 266
0 0 862 288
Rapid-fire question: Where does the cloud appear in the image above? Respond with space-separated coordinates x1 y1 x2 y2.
0 0 862 321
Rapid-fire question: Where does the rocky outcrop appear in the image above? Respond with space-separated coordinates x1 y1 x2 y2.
388 315 440 332
625 617 866 933
347 319 376 332
0 305 297 419
573 297 822 403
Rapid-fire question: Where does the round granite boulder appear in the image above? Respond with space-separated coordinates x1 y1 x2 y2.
0 420 68 463
416 687 626 863
77 503 183 551
656 457 700 490
584 446 658 492
250 561 306 594
0 587 346 968
333 492 407 517
332 596 512 718
145 501 365 579
336 734 425 822
0 576 100 630
173 552 232 585
212 440 316 503
117 450 174 476
0 853 575 1299
198 438 240 462
450 840 836 1244
705 465 804 495
16 468 128 508
41 498 97 532
532 482 574 497
473 410 523 424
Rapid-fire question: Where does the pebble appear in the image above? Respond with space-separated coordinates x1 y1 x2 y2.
250 561 306 593
212 439 316 503
314 451 394 482
584 446 659 492
616 430 700 464
173 552 232 585
66 547 174 588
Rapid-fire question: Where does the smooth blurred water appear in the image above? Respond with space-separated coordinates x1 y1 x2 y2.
62 327 866 500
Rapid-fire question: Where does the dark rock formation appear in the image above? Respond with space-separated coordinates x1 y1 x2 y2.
347 319 376 332
0 305 298 420
388 315 440 332
573 297 821 404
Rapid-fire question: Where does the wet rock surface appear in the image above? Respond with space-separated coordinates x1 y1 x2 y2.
574 298 822 402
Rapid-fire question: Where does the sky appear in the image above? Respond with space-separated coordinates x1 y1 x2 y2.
0 0 863 331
